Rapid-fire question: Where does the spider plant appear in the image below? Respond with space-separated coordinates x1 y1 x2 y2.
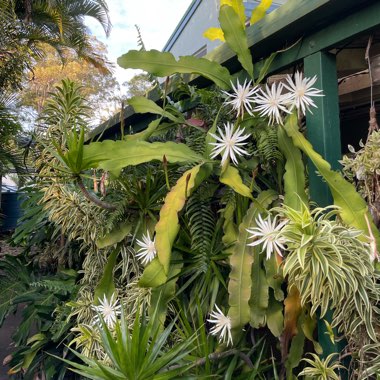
298 353 345 380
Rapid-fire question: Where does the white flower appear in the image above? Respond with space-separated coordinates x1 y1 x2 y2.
254 83 291 125
209 122 250 166
247 214 287 260
92 293 121 329
283 71 323 115
222 79 259 117
136 231 156 265
207 305 233 346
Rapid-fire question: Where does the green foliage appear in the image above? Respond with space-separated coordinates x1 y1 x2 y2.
283 112 380 249
228 190 277 329
96 221 132 249
93 248 119 304
83 140 203 177
0 254 79 378
0 92 26 178
117 49 232 90
140 164 212 286
13 2 380 378
128 96 185 124
277 124 307 210
39 78 90 131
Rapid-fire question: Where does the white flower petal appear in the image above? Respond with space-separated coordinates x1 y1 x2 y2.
92 293 121 329
246 214 287 259
207 305 233 346
222 79 259 117
208 122 250 166
283 71 323 116
136 231 156 265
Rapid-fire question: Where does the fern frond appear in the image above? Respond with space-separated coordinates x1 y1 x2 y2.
0 255 31 326
30 278 77 294
186 189 216 256
252 123 283 167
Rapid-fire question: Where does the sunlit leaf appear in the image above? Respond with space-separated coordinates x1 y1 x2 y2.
221 0 246 25
250 0 273 25
278 124 307 211
220 164 253 199
128 96 185 124
203 27 225 42
155 164 212 274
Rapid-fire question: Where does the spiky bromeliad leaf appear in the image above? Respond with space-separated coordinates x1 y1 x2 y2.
219 5 254 79
277 124 307 211
140 164 212 287
228 190 277 329
283 112 380 248
83 140 203 177
117 50 232 90
220 164 253 199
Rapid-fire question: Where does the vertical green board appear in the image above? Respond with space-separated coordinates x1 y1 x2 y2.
304 51 347 378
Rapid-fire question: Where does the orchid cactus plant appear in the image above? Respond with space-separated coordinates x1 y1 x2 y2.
40 0 380 378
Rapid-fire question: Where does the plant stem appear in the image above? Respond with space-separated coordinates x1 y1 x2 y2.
76 176 117 210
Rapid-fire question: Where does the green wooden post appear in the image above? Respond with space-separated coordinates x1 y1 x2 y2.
304 51 348 378
304 51 341 204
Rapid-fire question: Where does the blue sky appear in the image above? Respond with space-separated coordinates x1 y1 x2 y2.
86 0 193 85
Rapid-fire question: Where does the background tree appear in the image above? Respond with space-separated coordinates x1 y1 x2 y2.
20 41 121 124
123 73 154 99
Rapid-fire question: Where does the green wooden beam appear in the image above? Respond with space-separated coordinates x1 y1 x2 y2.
263 0 380 77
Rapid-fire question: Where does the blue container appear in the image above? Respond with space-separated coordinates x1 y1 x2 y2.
1 192 24 231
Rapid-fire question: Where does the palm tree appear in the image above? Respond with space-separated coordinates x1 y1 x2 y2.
0 0 112 91
13 0 112 72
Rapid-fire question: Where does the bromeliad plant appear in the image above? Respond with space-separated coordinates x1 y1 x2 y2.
31 0 380 378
